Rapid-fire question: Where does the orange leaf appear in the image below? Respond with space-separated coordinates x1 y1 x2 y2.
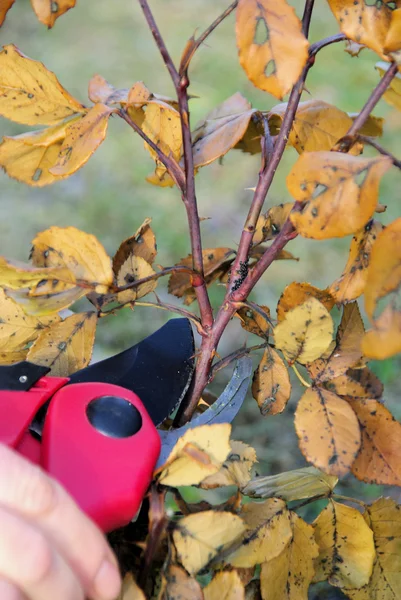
361 304 401 360
0 44 85 126
349 398 401 485
50 103 113 177
254 203 294 245
88 74 129 106
276 282 334 322
236 304 271 338
252 347 291 415
113 218 157 274
364 217 401 319
288 152 391 239
324 367 383 400
0 0 15 26
385 7 401 53
329 220 384 304
236 0 309 99
30 0 76 28
294 387 361 477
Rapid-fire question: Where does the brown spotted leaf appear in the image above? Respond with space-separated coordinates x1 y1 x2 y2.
0 116 82 186
277 282 335 322
192 93 256 168
315 302 365 383
254 203 294 246
113 218 157 273
31 0 76 28
236 304 271 339
295 387 361 477
345 497 401 599
287 152 391 239
49 103 113 177
226 498 292 568
200 440 258 490
0 44 85 125
141 100 182 173
327 0 397 59
115 255 157 305
313 500 375 589
204 570 245 600
157 423 231 487
236 0 309 99
329 220 384 304
364 218 401 319
252 347 291 415
349 398 401 485
243 466 338 502
160 564 203 600
325 367 383 400
27 311 97 376
274 298 333 365
260 512 318 600
172 510 245 575
31 226 113 294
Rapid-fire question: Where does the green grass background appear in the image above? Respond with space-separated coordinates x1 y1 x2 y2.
0 0 401 511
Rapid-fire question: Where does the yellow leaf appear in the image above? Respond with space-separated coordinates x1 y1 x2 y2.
118 573 146 600
236 304 271 339
323 366 383 399
204 570 245 600
142 100 182 163
160 564 203 600
88 74 129 106
27 311 97 377
227 498 292 568
327 0 394 59
0 44 84 125
376 61 401 111
295 387 361 477
348 397 401 485
269 100 359 154
274 298 333 365
31 226 113 294
236 0 309 99
243 466 338 502
348 113 384 138
0 0 15 26
157 423 231 487
313 500 375 589
329 220 384 304
385 8 401 53
315 302 365 383
345 498 401 599
260 512 319 600
49 103 113 177
276 282 334 322
192 93 256 168
362 304 401 359
113 219 157 273
252 347 291 415
0 116 82 186
364 218 401 319
172 510 245 575
30 0 76 28
288 152 391 239
6 285 87 317
0 288 60 358
200 440 258 490
116 255 157 305
254 203 294 245
0 257 75 291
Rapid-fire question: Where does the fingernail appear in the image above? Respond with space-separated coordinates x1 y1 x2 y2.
94 559 122 600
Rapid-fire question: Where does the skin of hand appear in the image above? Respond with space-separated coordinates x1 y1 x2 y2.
0 444 122 600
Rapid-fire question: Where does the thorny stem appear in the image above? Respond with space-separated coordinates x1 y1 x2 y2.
336 61 399 153
357 135 401 170
139 485 167 589
138 0 213 330
117 108 185 190
302 0 315 37
112 265 196 294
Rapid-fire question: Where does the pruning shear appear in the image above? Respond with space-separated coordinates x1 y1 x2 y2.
0 318 252 533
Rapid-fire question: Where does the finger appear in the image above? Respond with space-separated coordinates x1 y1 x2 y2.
0 578 26 600
0 445 121 600
0 504 84 600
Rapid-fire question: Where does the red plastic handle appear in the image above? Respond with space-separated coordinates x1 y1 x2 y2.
41 382 161 532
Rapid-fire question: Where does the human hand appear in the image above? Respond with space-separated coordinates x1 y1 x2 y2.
0 443 122 600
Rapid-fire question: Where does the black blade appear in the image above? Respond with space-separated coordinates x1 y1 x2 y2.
156 356 252 468
0 361 50 391
67 318 195 426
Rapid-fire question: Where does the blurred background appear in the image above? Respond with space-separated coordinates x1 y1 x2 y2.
0 0 400 512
